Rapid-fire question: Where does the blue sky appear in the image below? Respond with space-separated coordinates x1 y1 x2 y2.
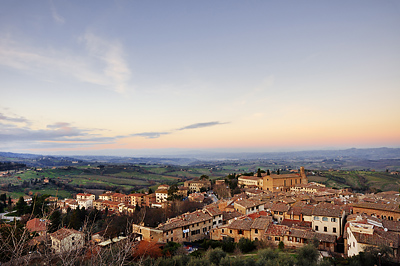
0 1 399 156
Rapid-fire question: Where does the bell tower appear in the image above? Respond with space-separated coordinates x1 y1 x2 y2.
300 166 308 184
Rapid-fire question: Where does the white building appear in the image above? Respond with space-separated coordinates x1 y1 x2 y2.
155 189 168 203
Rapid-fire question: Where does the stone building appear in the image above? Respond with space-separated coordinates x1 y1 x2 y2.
352 202 400 221
262 167 308 192
50 228 84 253
345 214 400 259
238 176 262 188
132 224 164 242
184 180 211 193
157 210 213 243
312 203 345 238
234 198 265 215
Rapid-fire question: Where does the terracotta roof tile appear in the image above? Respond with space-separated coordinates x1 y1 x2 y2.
50 228 83 241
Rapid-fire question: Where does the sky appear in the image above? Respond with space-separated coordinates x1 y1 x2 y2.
0 0 399 156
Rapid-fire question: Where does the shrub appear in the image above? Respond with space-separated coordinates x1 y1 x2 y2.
206 247 226 265
238 238 255 253
296 244 319 266
221 237 236 253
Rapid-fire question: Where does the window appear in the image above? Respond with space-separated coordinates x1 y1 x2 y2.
238 230 243 235
275 237 280 241
72 237 75 241
314 216 320 220
333 227 337 233
324 227 327 232
322 217 328 222
331 218 336 222
288 236 293 241
315 226 319 231
230 230 232 234
296 238 300 243
255 229 258 234
222 229 224 233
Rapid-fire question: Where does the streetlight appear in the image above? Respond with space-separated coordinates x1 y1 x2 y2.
378 252 381 266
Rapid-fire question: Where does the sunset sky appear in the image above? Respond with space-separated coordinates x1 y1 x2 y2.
1 1 399 156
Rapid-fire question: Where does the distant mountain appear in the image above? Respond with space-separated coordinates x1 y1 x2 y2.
1 147 400 168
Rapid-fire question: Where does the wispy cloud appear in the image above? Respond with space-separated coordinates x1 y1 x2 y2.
49 0 65 25
82 32 131 93
0 32 131 94
0 113 29 124
178 121 228 131
130 132 171 139
131 121 229 139
0 121 116 144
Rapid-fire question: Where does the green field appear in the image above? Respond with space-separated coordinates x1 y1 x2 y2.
309 170 400 192
2 162 399 200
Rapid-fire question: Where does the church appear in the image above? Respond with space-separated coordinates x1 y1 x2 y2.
262 167 308 192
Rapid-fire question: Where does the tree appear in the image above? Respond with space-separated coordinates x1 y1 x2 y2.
277 169 280 175
70 208 83 230
0 194 6 205
267 169 270 175
148 188 153 194
162 241 181 257
257 168 262 177
296 244 319 266
15 196 27 216
206 247 226 265
278 240 284 250
238 237 255 253
200 175 209 180
132 240 163 260
49 210 62 233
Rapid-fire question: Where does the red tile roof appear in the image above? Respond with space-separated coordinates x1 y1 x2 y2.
26 218 48 233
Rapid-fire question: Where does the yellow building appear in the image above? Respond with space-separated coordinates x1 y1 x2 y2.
262 167 308 192
238 176 263 188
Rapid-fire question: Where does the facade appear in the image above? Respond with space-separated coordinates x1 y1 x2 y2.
77 198 93 209
264 224 336 252
234 199 265 215
352 202 400 221
204 206 223 228
157 210 213 243
262 167 308 192
76 193 95 201
346 218 400 258
184 180 211 193
129 193 145 206
238 176 262 188
50 228 84 253
312 203 344 238
99 192 113 201
132 224 163 242
155 189 169 203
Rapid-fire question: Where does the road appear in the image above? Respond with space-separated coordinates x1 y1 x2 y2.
0 211 21 221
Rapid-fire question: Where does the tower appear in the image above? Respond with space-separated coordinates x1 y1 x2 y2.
300 166 308 184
